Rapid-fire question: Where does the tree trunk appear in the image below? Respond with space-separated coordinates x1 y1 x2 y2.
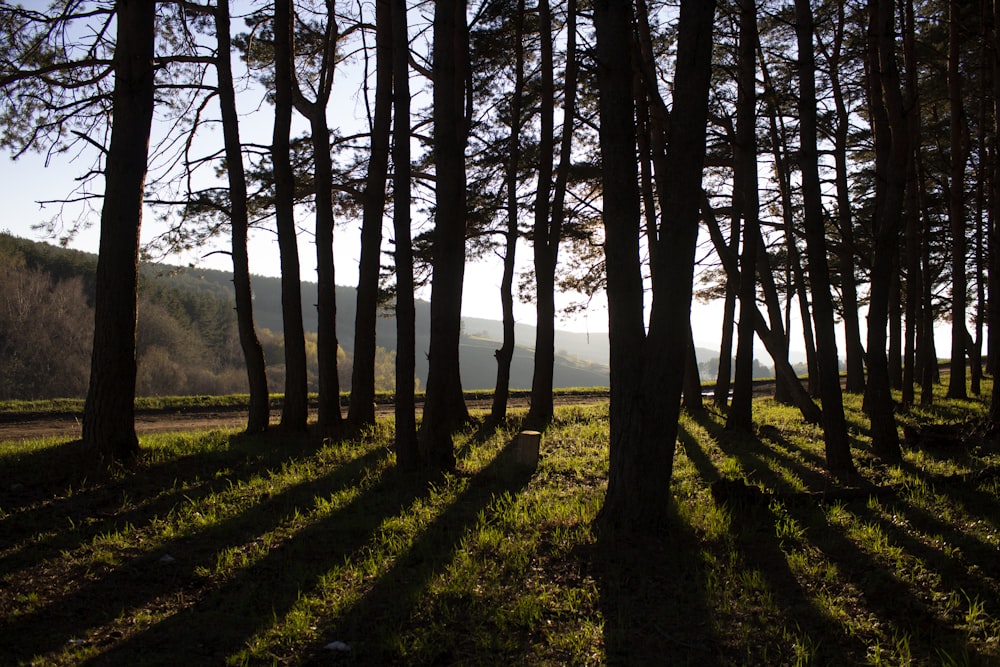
828 1 867 394
527 0 556 429
216 0 269 434
273 0 309 432
726 0 759 434
714 218 739 410
391 0 418 468
796 0 854 475
595 0 716 533
310 112 343 436
287 3 342 436
419 0 469 469
82 0 155 463
900 0 920 408
888 260 903 389
703 194 823 425
350 0 392 429
683 323 704 412
947 0 968 400
490 0 526 425
865 0 907 463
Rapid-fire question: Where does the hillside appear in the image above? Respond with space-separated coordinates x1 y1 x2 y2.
0 234 611 393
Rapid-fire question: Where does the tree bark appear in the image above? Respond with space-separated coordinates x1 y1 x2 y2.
946 0 968 400
827 1 867 394
490 0 526 425
82 0 155 463
526 0 556 429
419 0 470 469
796 0 854 475
391 0 418 468
273 0 309 432
595 0 717 533
349 0 392 429
216 0 269 434
726 0 759 433
865 0 907 463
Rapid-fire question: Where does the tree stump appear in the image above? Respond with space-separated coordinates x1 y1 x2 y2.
512 430 541 472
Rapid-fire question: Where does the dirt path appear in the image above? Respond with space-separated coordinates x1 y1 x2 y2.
0 392 616 442
0 383 800 443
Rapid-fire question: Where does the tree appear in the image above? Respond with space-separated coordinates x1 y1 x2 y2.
489 0 526 425
418 0 470 469
726 0 761 433
527 0 579 428
946 0 967 399
864 0 907 463
795 0 853 475
391 0 419 467
349 0 392 430
273 0 309 432
288 0 343 435
78 0 156 462
595 0 717 532
216 0 269 434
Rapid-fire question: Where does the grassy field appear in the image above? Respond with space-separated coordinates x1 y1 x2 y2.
1 385 998 665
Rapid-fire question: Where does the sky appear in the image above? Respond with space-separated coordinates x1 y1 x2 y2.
0 0 816 363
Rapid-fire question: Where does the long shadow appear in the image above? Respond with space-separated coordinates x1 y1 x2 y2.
0 430 322 581
0 440 390 665
701 424 831 495
902 460 1000 535
286 435 538 665
677 422 723 484
804 501 975 663
723 498 864 664
90 458 438 666
864 498 1000 624
591 507 719 665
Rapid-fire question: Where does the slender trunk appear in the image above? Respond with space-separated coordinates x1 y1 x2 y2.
391 0 418 468
828 1 866 393
796 0 853 475
919 152 937 404
947 0 968 399
865 0 907 463
216 0 269 434
527 0 556 428
703 194 823 424
82 0 155 462
350 0 392 429
714 214 739 409
888 259 903 388
726 0 759 433
901 0 919 408
490 0 526 424
274 0 308 432
311 114 342 435
419 0 469 469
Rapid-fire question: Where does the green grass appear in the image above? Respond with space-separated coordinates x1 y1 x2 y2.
1 381 999 665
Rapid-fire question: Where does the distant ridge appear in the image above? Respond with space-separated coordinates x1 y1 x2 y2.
1 234 613 390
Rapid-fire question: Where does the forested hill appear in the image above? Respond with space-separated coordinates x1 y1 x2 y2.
0 233 613 397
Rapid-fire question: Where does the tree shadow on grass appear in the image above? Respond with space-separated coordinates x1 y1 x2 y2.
0 435 392 665
720 497 867 664
804 500 980 663
291 434 539 665
589 506 718 666
690 411 833 495
0 430 323 583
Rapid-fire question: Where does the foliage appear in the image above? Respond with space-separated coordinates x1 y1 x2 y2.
1 387 998 664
